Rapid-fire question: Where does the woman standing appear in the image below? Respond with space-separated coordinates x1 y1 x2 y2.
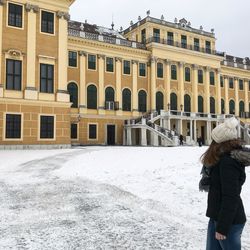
201 117 250 250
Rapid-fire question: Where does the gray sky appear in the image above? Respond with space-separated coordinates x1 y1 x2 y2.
70 0 250 58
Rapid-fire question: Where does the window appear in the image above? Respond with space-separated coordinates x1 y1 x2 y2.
138 90 147 112
141 29 146 44
184 94 191 112
194 38 200 51
239 79 244 90
239 101 245 114
181 35 187 48
171 65 177 80
122 88 131 111
40 116 54 139
210 97 215 114
198 70 203 84
229 78 234 89
139 63 146 77
67 82 78 108
8 3 23 28
205 41 211 54
167 32 174 45
88 55 96 70
156 92 164 113
210 72 215 85
6 114 21 139
41 11 54 34
71 124 78 139
105 87 115 102
198 96 204 113
123 60 130 75
185 67 190 82
68 51 77 67
153 28 160 43
220 76 224 87
87 85 97 109
170 93 177 111
6 59 22 90
229 100 235 114
157 63 163 78
106 57 114 72
89 124 97 139
40 64 54 93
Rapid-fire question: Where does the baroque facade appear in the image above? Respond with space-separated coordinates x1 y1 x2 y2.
0 0 249 148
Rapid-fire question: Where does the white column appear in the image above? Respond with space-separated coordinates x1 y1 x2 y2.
192 64 198 113
79 51 87 113
98 54 105 114
127 128 132 146
116 58 122 115
141 118 147 146
132 59 138 115
178 62 185 110
150 56 157 111
164 59 171 110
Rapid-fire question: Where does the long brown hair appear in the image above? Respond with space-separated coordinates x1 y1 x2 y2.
201 139 244 167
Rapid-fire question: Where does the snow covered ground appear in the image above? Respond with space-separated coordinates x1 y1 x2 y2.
0 146 249 250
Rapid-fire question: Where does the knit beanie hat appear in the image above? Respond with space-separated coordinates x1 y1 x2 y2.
211 117 239 143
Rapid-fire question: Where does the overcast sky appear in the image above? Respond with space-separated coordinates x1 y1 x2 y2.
70 0 250 58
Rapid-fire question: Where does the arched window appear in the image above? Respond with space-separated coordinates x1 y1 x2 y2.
157 63 163 78
105 87 115 102
138 90 147 112
185 67 191 82
67 82 78 108
170 93 177 111
239 101 245 114
198 96 204 113
156 91 164 113
87 84 97 109
184 94 191 112
210 97 215 114
171 65 177 80
122 88 131 111
221 99 225 114
229 100 235 114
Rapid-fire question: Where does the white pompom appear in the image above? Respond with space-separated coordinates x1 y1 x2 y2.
224 117 238 129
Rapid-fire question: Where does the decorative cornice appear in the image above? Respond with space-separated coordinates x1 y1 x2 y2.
5 49 24 58
56 11 70 21
97 54 105 59
25 3 39 13
78 51 87 57
115 57 122 62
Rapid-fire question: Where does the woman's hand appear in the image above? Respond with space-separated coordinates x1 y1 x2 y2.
215 232 227 240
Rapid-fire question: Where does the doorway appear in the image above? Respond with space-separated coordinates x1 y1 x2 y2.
107 125 116 145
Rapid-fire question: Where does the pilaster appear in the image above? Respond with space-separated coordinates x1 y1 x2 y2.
0 1 4 97
131 59 138 115
234 77 239 116
216 69 221 114
57 12 70 102
244 78 249 112
192 64 198 112
25 4 39 100
79 51 87 113
164 59 171 110
98 54 105 114
224 76 229 114
150 56 157 111
178 62 184 109
116 57 122 115
205 66 210 113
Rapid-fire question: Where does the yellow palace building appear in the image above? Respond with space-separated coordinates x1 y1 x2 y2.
0 0 249 149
